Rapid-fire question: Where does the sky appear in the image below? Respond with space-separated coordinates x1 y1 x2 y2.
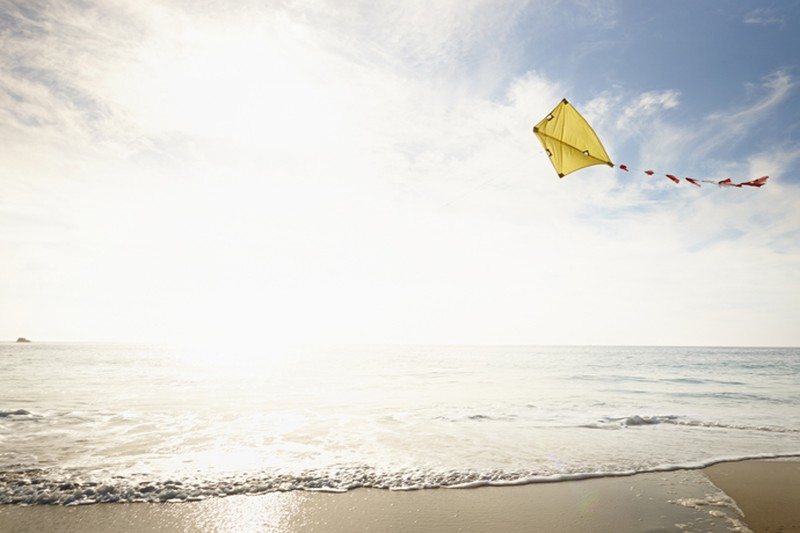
2 0 800 346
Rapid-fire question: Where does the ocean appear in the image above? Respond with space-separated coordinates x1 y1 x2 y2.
1 343 798 505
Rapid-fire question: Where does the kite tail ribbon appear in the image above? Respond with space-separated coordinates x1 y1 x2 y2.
616 164 769 189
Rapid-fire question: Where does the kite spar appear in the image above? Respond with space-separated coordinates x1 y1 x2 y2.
533 98 769 188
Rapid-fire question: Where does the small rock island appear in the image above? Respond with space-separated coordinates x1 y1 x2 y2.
16 337 31 343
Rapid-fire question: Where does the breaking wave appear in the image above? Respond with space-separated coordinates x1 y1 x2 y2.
3 453 800 505
581 414 800 433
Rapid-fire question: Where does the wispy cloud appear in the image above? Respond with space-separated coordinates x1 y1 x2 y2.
557 76 800 341
743 8 785 27
599 70 797 179
707 70 794 127
0 0 156 167
0 0 567 343
615 89 681 132
1 0 799 345
695 69 795 159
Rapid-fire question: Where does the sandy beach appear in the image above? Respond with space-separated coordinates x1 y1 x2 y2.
705 460 800 533
2 459 797 533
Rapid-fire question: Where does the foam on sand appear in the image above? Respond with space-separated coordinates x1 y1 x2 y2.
0 467 756 533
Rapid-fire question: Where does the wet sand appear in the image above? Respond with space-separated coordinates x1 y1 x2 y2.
0 461 797 533
705 460 800 533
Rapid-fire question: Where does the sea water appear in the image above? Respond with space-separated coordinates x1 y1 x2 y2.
1 343 798 504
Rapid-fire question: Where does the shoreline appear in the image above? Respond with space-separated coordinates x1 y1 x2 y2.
4 452 799 505
0 460 797 532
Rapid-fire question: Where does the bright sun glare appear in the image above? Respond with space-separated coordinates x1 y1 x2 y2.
100 15 381 346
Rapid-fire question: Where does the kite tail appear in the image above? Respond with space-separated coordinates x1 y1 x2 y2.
616 164 769 188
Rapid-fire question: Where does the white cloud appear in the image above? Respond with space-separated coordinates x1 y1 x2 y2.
615 89 681 132
0 0 559 343
743 8 785 27
702 69 795 147
593 70 797 180
1 1 799 346
514 76 800 345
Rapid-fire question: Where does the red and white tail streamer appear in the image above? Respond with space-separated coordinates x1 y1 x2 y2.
617 164 768 188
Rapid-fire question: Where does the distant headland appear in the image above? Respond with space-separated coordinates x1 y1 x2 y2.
16 337 31 343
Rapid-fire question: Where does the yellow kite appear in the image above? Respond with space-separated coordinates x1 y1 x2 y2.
532 98 769 188
533 98 613 178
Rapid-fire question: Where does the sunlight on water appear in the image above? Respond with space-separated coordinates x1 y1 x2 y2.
1 343 798 504
190 493 304 533
162 338 296 371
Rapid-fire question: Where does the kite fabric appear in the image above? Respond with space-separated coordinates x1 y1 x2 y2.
534 99 769 188
533 98 614 178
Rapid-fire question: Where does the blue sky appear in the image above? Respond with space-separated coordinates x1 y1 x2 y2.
522 1 800 177
1 0 799 346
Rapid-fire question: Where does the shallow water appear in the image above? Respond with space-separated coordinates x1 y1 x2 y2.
1 343 798 504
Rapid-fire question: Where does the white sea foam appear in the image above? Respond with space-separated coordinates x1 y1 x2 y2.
582 414 800 432
2 453 800 505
